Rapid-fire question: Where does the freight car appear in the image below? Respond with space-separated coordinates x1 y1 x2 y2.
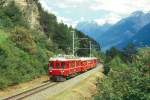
48 55 97 81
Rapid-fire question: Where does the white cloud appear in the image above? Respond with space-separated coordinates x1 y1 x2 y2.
57 16 86 27
79 17 85 22
90 0 150 16
94 13 121 25
91 0 150 25
39 0 58 15
46 0 86 8
60 0 86 4
40 0 150 26
52 2 77 9
56 3 69 9
57 16 77 27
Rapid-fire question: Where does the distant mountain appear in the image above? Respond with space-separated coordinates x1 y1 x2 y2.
98 11 150 50
130 23 150 47
76 21 111 42
116 23 150 49
76 11 150 51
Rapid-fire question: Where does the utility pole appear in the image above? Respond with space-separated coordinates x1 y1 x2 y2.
72 31 92 57
72 31 75 56
90 41 92 57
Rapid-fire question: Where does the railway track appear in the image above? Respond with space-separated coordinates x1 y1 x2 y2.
3 82 58 100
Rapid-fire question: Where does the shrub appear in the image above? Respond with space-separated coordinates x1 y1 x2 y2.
10 27 37 54
0 78 8 89
95 67 149 100
0 1 28 28
94 49 150 100
0 29 48 89
103 64 110 75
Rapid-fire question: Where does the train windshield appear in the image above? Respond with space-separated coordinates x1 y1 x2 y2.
49 62 53 70
61 62 65 69
55 62 60 69
55 62 66 69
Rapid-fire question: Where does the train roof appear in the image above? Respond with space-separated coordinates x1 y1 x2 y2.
49 55 97 61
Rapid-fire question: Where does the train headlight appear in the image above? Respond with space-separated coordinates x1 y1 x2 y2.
61 70 64 74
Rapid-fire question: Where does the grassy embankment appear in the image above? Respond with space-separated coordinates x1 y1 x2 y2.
49 69 104 100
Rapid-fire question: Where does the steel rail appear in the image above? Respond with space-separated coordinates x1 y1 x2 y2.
3 82 58 100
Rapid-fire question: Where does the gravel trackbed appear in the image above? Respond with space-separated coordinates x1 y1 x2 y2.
24 64 103 100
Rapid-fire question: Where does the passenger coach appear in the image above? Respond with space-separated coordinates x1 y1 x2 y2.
48 56 97 81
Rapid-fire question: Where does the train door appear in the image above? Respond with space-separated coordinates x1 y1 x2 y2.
69 61 75 75
61 61 66 69
77 60 81 72
48 61 53 75
75 60 79 73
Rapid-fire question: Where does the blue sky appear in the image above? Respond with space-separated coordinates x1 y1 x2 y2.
40 0 150 27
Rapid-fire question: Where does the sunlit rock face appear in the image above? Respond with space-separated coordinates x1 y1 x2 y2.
5 0 41 30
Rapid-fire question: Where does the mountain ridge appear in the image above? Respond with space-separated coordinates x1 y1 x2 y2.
76 21 111 42
76 11 150 51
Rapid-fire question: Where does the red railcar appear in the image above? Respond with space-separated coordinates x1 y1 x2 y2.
48 56 97 81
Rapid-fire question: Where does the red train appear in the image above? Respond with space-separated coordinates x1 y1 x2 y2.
48 55 97 81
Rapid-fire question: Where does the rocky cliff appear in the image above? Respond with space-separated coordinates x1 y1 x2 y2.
5 0 40 30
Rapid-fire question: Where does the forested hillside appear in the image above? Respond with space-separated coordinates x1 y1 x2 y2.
94 47 150 100
0 0 100 89
130 23 150 47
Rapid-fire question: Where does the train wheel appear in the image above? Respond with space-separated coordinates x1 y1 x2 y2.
49 76 51 81
74 73 78 76
49 76 54 81
55 76 66 82
70 73 76 78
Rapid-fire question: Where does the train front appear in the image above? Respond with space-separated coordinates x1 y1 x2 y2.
48 57 69 81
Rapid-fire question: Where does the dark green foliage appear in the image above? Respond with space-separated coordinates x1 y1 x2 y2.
0 47 7 60
40 10 57 34
10 27 37 54
0 0 6 8
94 47 150 100
0 1 28 28
37 1 56 37
53 23 72 53
95 67 150 100
103 64 110 75
105 44 137 64
105 47 121 63
121 43 137 63
0 31 50 89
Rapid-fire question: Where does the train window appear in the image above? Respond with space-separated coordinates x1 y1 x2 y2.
56 62 60 69
69 62 74 68
48 62 53 70
61 62 65 69
72 62 75 67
